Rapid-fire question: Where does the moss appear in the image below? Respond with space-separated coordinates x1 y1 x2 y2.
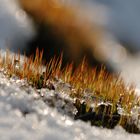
0 48 140 133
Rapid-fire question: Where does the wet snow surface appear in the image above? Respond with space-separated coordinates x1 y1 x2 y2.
0 71 139 140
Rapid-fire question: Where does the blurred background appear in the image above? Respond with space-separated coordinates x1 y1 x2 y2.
0 0 140 89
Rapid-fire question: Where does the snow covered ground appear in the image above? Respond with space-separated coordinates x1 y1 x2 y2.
0 0 140 88
0 0 140 139
0 68 140 140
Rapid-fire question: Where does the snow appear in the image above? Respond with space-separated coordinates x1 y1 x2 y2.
0 0 140 89
0 0 35 51
93 0 140 52
0 0 140 139
0 67 139 140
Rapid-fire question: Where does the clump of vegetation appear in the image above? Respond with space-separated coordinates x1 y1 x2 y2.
0 48 140 133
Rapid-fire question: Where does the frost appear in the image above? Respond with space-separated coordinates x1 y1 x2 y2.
0 69 139 140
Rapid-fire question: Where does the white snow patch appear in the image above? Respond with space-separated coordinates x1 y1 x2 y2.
0 0 35 51
0 70 139 139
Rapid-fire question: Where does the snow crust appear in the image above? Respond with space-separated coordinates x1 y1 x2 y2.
0 0 140 138
0 71 139 140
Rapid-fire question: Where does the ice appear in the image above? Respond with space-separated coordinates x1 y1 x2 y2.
0 0 140 139
0 68 139 140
